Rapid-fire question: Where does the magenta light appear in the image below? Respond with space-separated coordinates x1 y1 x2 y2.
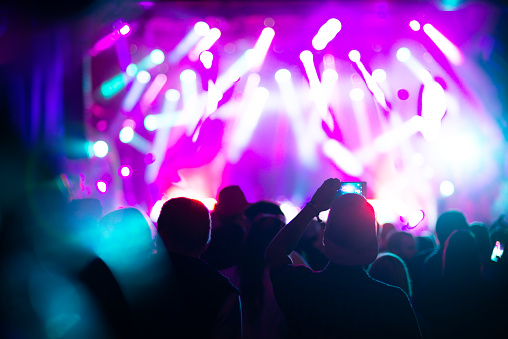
312 18 342 51
96 181 107 193
119 166 132 178
119 24 131 36
348 50 361 62
409 20 421 31
200 51 214 69
189 28 221 61
249 27 275 70
423 23 463 65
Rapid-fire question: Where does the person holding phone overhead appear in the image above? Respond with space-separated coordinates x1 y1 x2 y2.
265 178 422 339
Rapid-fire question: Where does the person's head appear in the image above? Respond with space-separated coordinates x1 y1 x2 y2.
415 235 435 253
435 210 468 247
97 207 155 266
157 197 211 258
323 194 378 266
368 252 412 297
469 222 491 260
213 185 250 226
443 229 481 281
244 200 285 224
387 231 417 261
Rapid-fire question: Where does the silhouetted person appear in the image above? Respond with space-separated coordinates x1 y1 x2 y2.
415 230 504 339
156 197 242 339
378 222 397 252
202 185 250 270
422 210 468 283
225 201 289 339
387 231 417 263
407 235 436 296
265 179 421 338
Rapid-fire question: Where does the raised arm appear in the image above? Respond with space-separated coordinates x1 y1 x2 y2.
265 178 341 269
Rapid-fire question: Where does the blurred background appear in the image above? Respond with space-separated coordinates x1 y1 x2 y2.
1 0 507 234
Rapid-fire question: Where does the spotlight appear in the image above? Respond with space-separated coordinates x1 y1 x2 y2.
119 166 132 178
126 64 138 77
92 140 109 158
409 20 421 31
136 70 151 84
193 21 210 36
150 49 165 64
440 180 454 197
372 69 387 82
396 47 411 62
165 89 181 102
348 50 361 62
96 181 107 193
349 88 364 101
120 126 134 143
180 69 197 83
274 69 291 83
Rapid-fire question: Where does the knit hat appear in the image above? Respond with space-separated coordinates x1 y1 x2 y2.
214 185 250 217
323 193 378 266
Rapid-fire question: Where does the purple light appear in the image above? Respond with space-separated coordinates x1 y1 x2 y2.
312 18 342 50
409 20 421 31
200 51 214 69
423 23 463 65
119 166 132 178
397 89 409 100
96 181 107 193
119 24 131 36
348 50 361 62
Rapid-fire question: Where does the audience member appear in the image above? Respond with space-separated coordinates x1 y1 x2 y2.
406 235 436 296
422 210 468 283
368 252 412 298
202 185 249 270
225 200 288 339
378 222 397 252
156 197 242 339
386 231 417 263
415 229 504 339
265 179 422 338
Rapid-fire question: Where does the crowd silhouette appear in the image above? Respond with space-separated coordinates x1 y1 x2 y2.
1 173 508 339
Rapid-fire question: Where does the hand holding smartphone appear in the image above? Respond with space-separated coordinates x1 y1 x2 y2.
335 182 366 199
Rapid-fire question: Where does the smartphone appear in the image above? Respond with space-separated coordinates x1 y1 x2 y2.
491 241 504 262
335 182 367 198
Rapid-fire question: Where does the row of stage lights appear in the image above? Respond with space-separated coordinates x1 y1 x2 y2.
87 16 462 223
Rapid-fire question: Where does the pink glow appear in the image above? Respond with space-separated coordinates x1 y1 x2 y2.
423 23 463 65
189 28 221 61
141 74 167 107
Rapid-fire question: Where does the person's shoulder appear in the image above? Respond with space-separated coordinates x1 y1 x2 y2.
368 276 410 299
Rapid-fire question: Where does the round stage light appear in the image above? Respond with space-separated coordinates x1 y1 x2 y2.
165 89 181 102
274 69 291 83
126 64 138 77
409 20 421 31
396 47 411 62
150 49 165 64
348 50 361 62
194 21 210 36
322 69 338 83
96 181 107 193
136 70 151 84
144 115 158 131
119 166 132 178
119 24 131 36
119 127 134 143
200 51 213 69
93 140 109 158
440 180 455 197
372 69 387 82
180 69 196 83
299 50 313 63
349 88 364 101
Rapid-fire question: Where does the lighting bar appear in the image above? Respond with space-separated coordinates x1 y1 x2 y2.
423 23 463 65
189 28 221 62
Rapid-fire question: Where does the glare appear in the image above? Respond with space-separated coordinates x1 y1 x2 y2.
92 141 109 158
96 181 107 193
136 70 151 84
348 50 361 62
150 199 166 222
322 69 338 83
349 88 364 101
228 70 241 82
193 21 210 36
165 89 180 102
372 69 387 82
180 69 197 83
312 18 342 50
408 210 425 227
150 49 165 64
144 115 158 131
409 20 421 31
396 47 411 62
126 63 138 77
280 201 299 223
119 166 132 178
440 180 455 197
200 51 213 69
423 23 463 65
299 50 313 63
119 127 134 143
119 24 131 36
274 69 291 83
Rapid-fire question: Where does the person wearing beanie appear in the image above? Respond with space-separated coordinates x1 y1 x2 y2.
265 178 422 339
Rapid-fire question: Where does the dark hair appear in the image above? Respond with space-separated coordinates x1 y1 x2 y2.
443 230 481 281
157 197 211 254
435 210 468 246
238 215 284 324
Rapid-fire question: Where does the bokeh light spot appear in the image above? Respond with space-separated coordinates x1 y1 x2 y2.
93 141 109 158
96 181 107 193
397 89 409 100
119 127 134 143
440 180 455 197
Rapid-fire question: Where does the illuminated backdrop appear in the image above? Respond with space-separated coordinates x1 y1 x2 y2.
69 1 507 233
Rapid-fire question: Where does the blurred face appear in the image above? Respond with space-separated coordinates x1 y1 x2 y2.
397 236 417 260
